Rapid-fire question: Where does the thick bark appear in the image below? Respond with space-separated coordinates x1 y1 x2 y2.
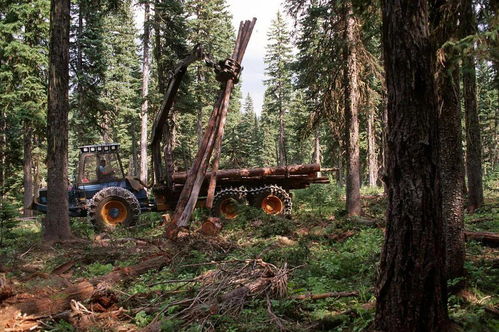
344 5 361 216
438 65 465 280
45 0 72 241
140 1 151 184
375 0 448 330
461 0 484 212
23 123 33 217
367 107 378 187
434 1 465 280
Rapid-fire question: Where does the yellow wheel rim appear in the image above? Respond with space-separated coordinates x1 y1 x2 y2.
219 199 239 219
261 195 283 215
101 200 128 225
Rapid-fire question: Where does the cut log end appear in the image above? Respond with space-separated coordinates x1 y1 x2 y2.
161 213 172 225
200 217 223 236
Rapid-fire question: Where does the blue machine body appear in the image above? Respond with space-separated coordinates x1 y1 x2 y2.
34 143 152 216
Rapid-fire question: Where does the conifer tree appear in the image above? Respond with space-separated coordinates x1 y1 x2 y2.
0 0 49 216
151 0 188 174
45 0 73 241
70 0 107 145
184 0 235 147
461 0 484 212
223 93 260 168
260 93 279 166
287 0 381 213
263 11 293 166
99 0 141 166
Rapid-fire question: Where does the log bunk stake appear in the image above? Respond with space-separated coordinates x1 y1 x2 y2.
166 19 257 240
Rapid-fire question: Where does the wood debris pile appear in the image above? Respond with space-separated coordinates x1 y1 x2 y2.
154 259 288 328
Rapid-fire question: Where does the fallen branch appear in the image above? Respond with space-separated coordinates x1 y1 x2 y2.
464 231 499 247
0 254 170 320
266 295 288 331
291 291 359 301
349 217 385 227
457 289 499 317
467 217 494 224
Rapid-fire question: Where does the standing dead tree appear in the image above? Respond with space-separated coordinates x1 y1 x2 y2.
166 19 256 239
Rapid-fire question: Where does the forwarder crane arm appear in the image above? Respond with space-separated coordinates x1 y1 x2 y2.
150 45 209 190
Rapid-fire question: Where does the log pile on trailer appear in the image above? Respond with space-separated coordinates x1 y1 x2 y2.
172 164 329 189
146 17 330 239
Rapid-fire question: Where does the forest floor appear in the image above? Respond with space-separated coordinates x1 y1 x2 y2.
0 181 497 331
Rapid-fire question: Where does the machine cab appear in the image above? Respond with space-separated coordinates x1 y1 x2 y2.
77 144 125 185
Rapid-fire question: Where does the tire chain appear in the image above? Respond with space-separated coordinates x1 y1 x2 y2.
211 185 292 216
88 187 141 225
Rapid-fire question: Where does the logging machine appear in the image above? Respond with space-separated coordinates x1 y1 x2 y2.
33 20 329 231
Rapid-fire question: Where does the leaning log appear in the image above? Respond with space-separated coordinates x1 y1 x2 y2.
464 231 499 247
170 19 257 235
151 46 207 188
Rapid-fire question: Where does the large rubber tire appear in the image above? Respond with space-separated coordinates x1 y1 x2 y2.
250 185 292 217
88 187 140 231
211 187 247 220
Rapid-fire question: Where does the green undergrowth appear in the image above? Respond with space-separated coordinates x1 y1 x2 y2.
1 183 498 331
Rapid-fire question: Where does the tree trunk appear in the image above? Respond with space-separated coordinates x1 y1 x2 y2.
382 92 388 194
45 0 72 242
153 0 165 93
438 65 465 280
77 0 83 113
313 126 321 164
375 0 449 330
344 5 361 216
434 1 465 280
278 104 286 166
196 106 203 149
129 126 138 176
336 143 343 187
461 0 484 212
33 143 40 204
140 1 151 184
163 111 176 190
367 107 378 187
23 123 33 217
0 109 5 200
196 68 205 149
